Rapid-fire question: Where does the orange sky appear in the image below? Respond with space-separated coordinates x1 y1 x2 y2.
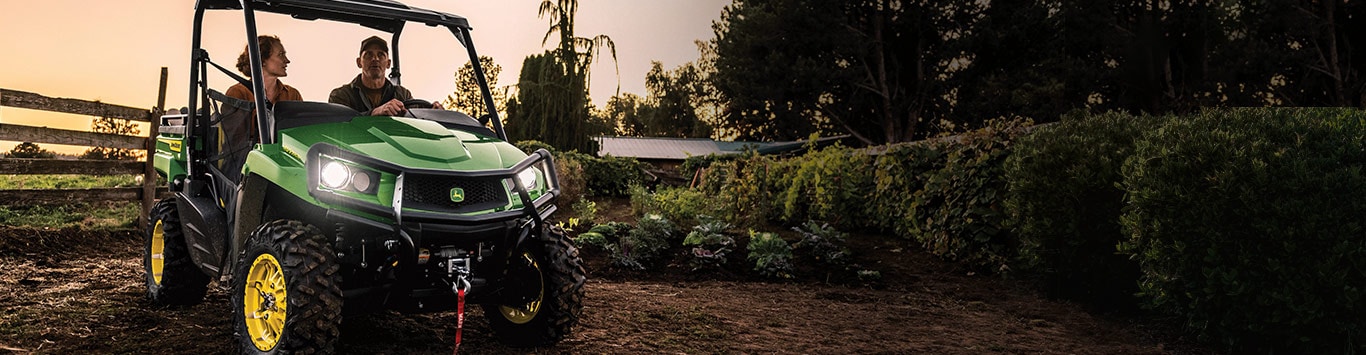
0 0 728 153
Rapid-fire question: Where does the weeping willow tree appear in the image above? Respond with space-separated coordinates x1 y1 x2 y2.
506 0 617 153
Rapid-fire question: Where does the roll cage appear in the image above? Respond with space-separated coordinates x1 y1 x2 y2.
186 0 505 154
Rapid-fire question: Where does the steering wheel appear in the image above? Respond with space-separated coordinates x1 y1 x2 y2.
403 99 433 109
401 99 433 118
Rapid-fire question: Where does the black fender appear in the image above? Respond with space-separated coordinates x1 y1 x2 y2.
175 179 229 277
222 173 270 281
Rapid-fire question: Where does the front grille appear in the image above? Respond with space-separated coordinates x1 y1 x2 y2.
403 174 509 213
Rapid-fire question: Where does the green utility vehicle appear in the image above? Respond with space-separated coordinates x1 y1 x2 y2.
145 0 585 352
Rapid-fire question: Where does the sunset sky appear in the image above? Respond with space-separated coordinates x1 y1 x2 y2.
0 0 729 153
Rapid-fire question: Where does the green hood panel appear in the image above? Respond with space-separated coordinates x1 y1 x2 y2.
279 116 525 171
364 118 468 162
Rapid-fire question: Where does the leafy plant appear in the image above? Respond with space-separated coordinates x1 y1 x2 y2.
792 220 850 267
745 231 793 279
572 231 610 251
635 186 722 229
856 270 881 283
682 216 735 272
575 221 631 251
608 214 674 270
572 198 598 224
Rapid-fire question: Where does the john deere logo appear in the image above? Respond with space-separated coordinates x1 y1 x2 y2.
450 187 465 203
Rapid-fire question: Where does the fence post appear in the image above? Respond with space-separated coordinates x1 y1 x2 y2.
142 67 168 230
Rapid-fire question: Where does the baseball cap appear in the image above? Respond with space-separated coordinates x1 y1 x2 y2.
360 36 388 54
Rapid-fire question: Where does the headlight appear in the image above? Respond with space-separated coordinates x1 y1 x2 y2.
320 161 350 189
517 168 540 189
318 159 380 194
350 169 373 192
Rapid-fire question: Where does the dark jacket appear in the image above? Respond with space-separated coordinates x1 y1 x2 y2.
327 74 413 115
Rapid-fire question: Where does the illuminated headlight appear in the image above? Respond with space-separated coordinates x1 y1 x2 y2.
517 168 540 189
320 161 350 189
318 159 380 194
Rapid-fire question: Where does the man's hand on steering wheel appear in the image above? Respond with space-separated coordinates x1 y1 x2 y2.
373 99 406 116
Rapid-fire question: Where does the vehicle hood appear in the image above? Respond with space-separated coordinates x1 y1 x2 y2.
279 116 524 171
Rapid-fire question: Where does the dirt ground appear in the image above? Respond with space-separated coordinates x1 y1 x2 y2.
0 215 1216 354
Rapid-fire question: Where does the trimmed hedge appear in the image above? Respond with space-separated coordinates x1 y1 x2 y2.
1004 111 1162 309
684 120 1030 271
1120 108 1366 352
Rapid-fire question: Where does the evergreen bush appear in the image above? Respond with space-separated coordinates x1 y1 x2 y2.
1004 111 1160 309
1120 108 1366 352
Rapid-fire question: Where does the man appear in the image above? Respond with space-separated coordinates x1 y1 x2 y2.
329 36 435 115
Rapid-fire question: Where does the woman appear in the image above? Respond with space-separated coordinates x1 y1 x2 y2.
225 35 300 143
226 35 301 105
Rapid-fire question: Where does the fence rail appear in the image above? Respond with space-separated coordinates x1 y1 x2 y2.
0 68 168 228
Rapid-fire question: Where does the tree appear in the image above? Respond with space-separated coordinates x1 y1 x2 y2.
8 142 56 159
505 0 619 153
442 56 507 120
641 61 711 138
711 0 981 144
83 115 141 160
597 93 651 136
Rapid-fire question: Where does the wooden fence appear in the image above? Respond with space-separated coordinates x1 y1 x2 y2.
0 68 169 229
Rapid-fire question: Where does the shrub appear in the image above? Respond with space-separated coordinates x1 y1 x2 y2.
631 185 726 228
909 118 1031 271
514 140 556 154
583 155 648 197
682 217 735 272
609 214 674 270
792 220 850 268
551 152 587 213
1120 108 1366 352
870 142 946 236
746 231 793 279
774 143 873 229
1004 110 1160 309
702 154 781 228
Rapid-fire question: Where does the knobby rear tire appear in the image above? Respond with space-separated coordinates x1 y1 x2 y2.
144 199 210 306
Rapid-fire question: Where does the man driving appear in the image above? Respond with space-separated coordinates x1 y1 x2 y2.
328 36 436 115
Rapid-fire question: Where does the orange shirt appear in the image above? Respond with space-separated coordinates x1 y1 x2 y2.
225 80 302 104
224 80 301 142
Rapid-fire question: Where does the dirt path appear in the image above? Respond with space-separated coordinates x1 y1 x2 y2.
0 227 1207 354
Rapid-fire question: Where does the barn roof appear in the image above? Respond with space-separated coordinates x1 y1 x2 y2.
595 136 848 160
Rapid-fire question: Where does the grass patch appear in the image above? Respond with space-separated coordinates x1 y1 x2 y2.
0 202 141 231
0 175 146 230
0 174 142 189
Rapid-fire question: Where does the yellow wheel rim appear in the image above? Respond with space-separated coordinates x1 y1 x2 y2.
150 220 166 285
243 253 288 351
499 252 544 324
